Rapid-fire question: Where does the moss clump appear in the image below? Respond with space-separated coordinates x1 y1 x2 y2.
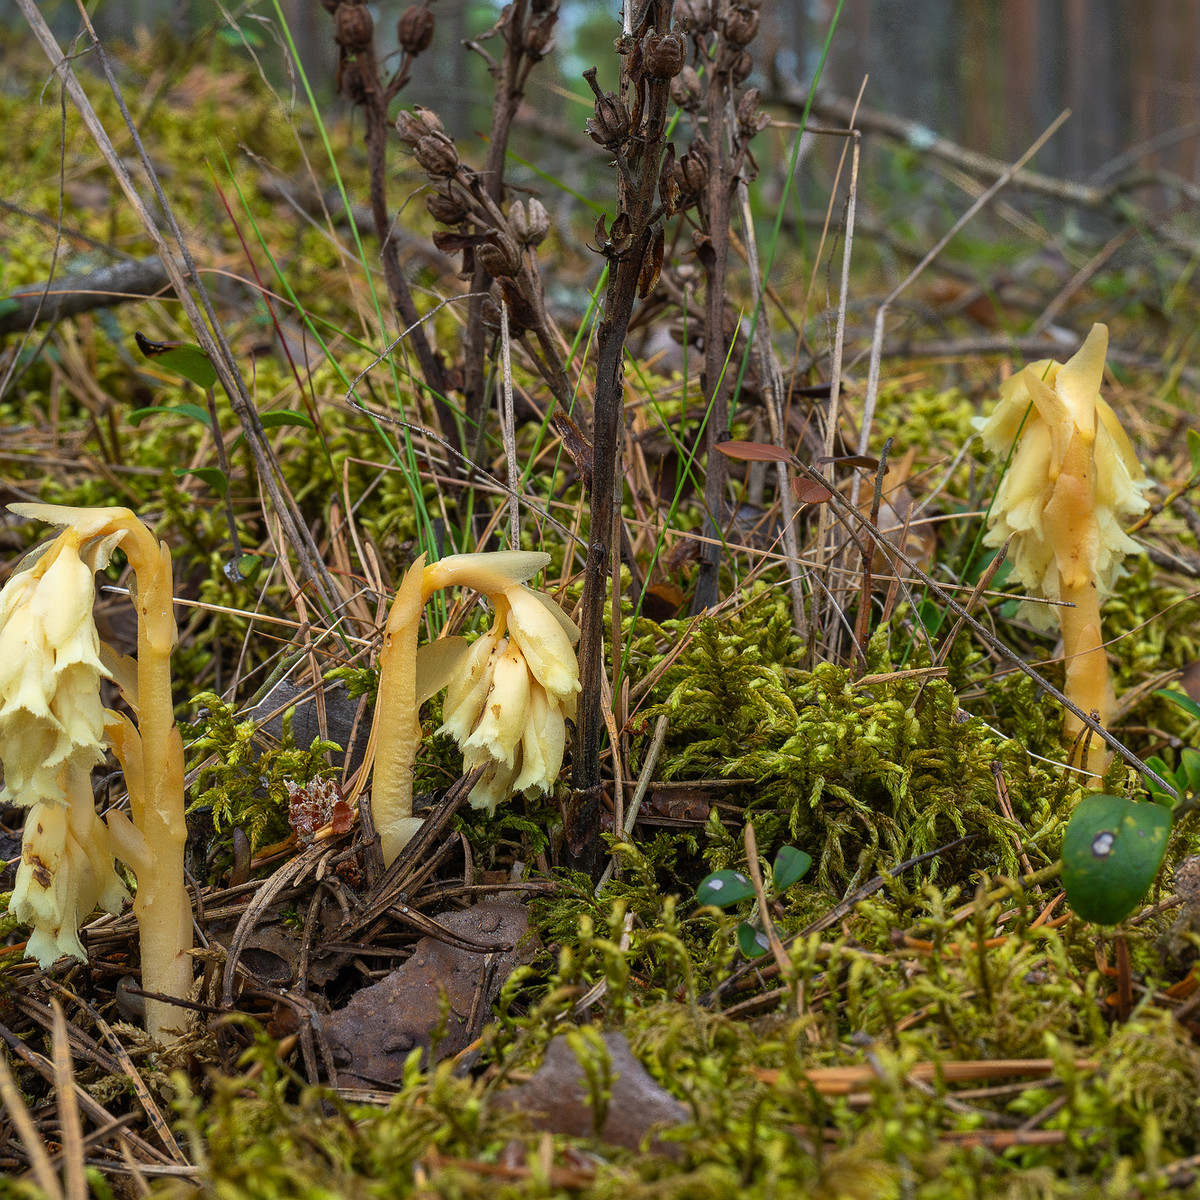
184 692 341 855
645 597 1068 894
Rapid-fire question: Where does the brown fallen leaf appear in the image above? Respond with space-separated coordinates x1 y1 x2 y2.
325 901 537 1088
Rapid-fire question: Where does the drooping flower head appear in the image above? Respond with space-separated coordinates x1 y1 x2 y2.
437 579 579 814
366 549 581 862
0 522 130 965
977 324 1149 775
977 323 1148 628
0 526 120 807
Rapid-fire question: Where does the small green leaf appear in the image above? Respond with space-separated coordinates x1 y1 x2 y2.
258 411 315 431
737 922 770 959
135 332 218 389
173 466 228 496
1143 754 1177 800
129 404 213 429
1062 794 1172 925
1154 688 1200 725
772 845 812 892
1180 747 1200 795
1188 427 1200 476
696 870 756 909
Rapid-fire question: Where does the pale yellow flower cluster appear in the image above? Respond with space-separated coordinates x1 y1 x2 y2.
0 527 129 965
365 549 581 863
439 581 580 814
978 323 1148 631
978 323 1148 774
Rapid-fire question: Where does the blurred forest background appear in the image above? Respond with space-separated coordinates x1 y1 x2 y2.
5 0 1200 193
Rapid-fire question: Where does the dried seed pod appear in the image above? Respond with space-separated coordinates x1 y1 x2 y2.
643 31 686 80
476 232 523 278
585 91 631 149
736 86 769 135
414 133 460 178
673 142 709 201
524 198 550 245
730 49 753 84
507 199 551 247
607 212 633 255
638 224 665 298
658 143 680 216
395 109 432 146
723 4 760 47
675 0 712 32
426 189 469 224
334 1 373 49
507 201 530 244
525 13 557 58
397 5 435 55
670 64 704 110
413 104 445 135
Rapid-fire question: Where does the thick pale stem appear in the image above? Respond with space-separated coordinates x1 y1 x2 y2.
1059 582 1113 777
113 519 191 1042
370 557 428 865
1044 433 1112 781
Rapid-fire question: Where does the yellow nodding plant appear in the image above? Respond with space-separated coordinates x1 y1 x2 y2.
359 550 580 866
978 324 1148 778
0 504 190 1044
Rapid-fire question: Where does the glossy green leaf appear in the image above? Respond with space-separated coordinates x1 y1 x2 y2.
772 845 813 892
737 922 770 959
1143 754 1177 800
135 332 218 389
696 870 755 909
258 411 315 431
1180 747 1200 795
173 466 228 496
1154 688 1200 725
129 403 212 429
1062 794 1172 925
1188 427 1200 476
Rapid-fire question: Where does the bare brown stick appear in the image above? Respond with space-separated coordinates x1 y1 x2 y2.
691 66 736 614
802 91 1200 209
324 0 459 454
0 256 172 336
569 5 677 877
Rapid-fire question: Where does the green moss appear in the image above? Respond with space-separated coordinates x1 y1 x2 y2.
184 691 341 855
641 596 1066 894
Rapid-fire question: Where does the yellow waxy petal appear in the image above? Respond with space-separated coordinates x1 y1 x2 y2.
514 683 566 796
1052 322 1107 435
439 629 503 744
505 585 581 702
463 643 530 768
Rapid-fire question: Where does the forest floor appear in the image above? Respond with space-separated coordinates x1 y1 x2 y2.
3 7 1200 1199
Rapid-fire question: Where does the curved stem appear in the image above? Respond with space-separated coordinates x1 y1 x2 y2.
113 517 192 1043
